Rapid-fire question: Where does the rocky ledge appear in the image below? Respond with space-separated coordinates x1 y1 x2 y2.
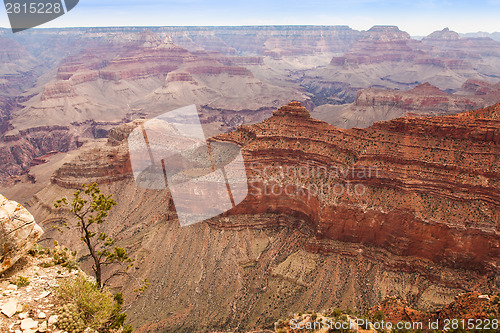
0 255 78 333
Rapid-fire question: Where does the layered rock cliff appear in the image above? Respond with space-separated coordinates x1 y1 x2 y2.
5 25 500 186
216 101 499 276
330 26 417 66
312 81 499 128
0 37 40 96
2 24 500 333
20 101 500 332
1 30 307 184
305 26 500 102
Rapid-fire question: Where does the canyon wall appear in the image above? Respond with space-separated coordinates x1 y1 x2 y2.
312 80 500 128
21 101 500 332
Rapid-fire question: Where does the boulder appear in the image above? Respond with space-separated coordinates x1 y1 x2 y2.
20 317 38 330
0 194 43 273
1 299 18 317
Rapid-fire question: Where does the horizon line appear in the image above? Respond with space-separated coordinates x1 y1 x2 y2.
1 24 499 35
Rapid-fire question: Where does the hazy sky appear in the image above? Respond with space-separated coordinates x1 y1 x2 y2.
1 0 499 35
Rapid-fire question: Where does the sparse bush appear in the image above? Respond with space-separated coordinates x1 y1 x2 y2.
11 275 30 288
55 274 131 333
51 241 79 271
57 303 86 333
275 319 285 329
28 244 45 257
331 308 342 318
34 241 78 271
373 309 385 321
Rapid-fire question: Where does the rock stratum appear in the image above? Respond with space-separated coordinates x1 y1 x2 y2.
20 101 500 332
0 29 310 185
313 80 500 128
217 101 499 276
3 26 500 186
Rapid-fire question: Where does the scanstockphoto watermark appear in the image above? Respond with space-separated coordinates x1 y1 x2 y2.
248 161 379 199
3 0 79 33
290 319 422 331
128 105 249 227
290 318 500 331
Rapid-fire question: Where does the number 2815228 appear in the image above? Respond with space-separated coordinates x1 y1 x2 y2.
5 2 62 14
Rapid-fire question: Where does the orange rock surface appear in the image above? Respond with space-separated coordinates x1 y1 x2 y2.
215 101 500 279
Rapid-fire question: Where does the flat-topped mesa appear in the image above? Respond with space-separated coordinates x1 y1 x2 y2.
272 101 311 118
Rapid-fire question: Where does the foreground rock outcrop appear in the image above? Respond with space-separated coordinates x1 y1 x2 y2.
0 248 132 333
0 255 76 333
0 195 43 273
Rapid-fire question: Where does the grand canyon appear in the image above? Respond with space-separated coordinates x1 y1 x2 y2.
1 24 499 333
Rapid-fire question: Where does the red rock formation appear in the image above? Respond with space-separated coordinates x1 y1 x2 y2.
353 83 485 112
0 30 310 184
50 122 137 188
369 297 431 324
0 125 76 185
422 28 500 61
273 101 311 117
41 82 77 100
328 26 500 71
370 292 500 329
215 102 500 279
313 81 500 129
460 79 500 105
437 292 499 322
98 46 190 81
